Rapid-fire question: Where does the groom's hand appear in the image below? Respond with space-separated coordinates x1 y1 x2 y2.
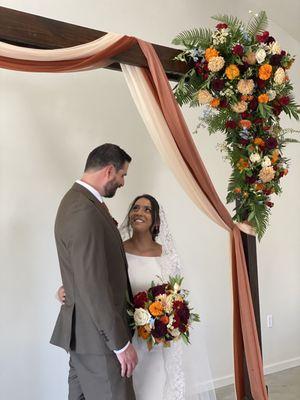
116 343 138 378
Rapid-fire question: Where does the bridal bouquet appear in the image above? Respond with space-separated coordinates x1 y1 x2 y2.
172 11 299 239
128 276 200 350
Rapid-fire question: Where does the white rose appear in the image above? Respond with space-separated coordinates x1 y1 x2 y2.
250 153 261 163
261 156 271 168
133 308 151 326
173 283 180 293
267 89 277 101
274 67 286 85
269 41 281 55
255 48 267 64
171 328 181 338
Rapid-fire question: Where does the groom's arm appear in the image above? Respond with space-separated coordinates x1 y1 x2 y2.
69 206 130 352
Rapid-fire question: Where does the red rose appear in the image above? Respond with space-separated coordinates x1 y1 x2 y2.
249 98 258 111
239 139 250 146
241 112 251 119
133 291 148 308
257 79 266 89
219 98 228 108
278 96 290 106
256 31 269 43
232 44 244 56
149 284 167 297
216 23 228 30
266 201 274 208
152 320 168 338
226 120 237 129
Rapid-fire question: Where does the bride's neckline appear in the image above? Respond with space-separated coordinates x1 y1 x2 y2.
125 252 162 259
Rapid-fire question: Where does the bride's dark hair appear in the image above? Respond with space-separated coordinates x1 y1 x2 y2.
127 194 160 241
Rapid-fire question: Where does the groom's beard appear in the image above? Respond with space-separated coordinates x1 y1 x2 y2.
103 179 120 198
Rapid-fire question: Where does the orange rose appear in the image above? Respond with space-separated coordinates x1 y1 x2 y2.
234 187 242 193
271 149 280 163
160 315 169 324
283 169 289 175
237 158 249 172
225 64 240 80
138 326 150 339
258 94 269 103
239 119 252 129
248 145 255 152
258 64 272 80
255 183 265 191
210 98 220 108
205 47 219 61
149 301 164 317
254 138 265 148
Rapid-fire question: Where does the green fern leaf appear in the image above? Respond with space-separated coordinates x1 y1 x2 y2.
211 14 244 31
172 28 213 49
246 11 268 37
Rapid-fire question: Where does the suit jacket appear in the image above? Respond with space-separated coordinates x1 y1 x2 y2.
50 183 131 355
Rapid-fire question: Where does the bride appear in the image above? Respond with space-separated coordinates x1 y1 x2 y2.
58 194 216 400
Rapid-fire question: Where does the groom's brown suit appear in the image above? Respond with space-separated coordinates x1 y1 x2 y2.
50 182 135 400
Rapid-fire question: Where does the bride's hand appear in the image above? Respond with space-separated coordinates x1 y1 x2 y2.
56 286 66 304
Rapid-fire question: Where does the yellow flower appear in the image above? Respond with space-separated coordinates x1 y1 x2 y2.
205 47 219 61
258 64 272 80
258 94 269 103
225 64 240 80
149 301 164 317
254 138 265 148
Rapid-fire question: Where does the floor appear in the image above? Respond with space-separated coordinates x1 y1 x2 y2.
215 366 300 399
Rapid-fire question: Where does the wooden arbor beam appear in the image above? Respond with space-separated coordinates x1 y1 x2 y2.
0 6 263 399
0 6 189 81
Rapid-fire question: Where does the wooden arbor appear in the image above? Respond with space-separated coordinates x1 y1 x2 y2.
0 6 263 398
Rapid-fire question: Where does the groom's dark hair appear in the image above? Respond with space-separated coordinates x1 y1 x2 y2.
84 143 131 172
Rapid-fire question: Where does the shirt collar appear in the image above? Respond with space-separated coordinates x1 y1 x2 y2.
76 180 103 203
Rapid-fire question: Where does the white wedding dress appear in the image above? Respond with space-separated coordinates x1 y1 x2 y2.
126 252 217 400
127 253 168 400
121 207 217 400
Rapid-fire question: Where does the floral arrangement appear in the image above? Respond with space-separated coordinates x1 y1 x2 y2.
128 276 200 350
172 11 299 239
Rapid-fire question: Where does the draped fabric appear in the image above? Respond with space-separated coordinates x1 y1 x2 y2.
0 33 267 399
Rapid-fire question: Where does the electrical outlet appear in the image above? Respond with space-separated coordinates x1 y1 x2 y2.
267 314 273 328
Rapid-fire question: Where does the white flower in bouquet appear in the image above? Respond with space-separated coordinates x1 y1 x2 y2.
267 89 277 101
231 100 248 113
173 282 180 293
255 48 267 64
250 153 261 163
197 90 213 104
259 166 275 183
134 308 151 326
261 156 271 168
237 79 255 95
208 56 225 72
167 315 174 329
269 41 281 55
171 328 181 338
274 67 286 85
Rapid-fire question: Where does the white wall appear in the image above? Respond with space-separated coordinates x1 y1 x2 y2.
0 1 299 398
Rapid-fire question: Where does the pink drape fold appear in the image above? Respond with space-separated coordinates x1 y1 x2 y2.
0 33 267 399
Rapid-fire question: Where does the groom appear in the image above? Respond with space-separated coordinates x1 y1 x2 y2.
50 143 137 400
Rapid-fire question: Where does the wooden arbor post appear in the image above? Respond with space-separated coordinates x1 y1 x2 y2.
0 6 263 398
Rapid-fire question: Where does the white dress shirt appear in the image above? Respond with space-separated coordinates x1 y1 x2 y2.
75 180 130 354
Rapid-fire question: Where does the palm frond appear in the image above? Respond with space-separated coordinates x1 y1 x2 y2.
172 28 213 49
211 14 244 31
246 11 268 37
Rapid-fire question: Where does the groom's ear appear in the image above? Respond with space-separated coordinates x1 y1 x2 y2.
105 164 116 179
